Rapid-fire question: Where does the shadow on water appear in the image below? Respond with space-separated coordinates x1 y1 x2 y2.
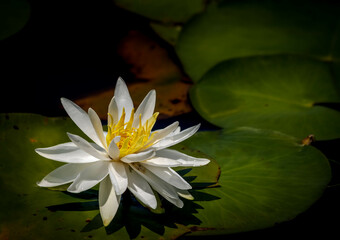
46 169 220 238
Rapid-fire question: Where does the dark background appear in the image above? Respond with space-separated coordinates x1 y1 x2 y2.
1 0 154 116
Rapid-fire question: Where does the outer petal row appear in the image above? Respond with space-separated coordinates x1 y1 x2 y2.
99 176 121 227
130 164 184 208
37 163 90 187
67 133 110 160
67 161 110 193
143 165 192 190
35 142 100 163
144 149 210 167
126 168 157 209
108 162 128 195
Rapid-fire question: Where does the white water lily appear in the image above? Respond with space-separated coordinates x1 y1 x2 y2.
36 77 210 226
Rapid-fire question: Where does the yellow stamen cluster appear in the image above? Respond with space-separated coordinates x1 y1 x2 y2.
106 108 159 159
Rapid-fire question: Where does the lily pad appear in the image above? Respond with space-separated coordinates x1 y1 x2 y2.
190 56 340 140
178 128 331 236
176 0 340 81
0 114 331 238
113 0 206 23
150 23 181 46
0 0 30 40
0 113 218 239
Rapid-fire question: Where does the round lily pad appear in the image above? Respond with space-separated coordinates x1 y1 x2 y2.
0 0 30 40
179 128 331 236
0 114 331 238
176 0 340 81
190 55 340 140
150 23 181 46
113 0 205 23
0 113 218 239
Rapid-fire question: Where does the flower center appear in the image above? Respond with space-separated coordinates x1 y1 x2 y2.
106 108 159 159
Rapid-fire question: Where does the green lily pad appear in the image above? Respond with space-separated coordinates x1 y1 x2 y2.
190 55 340 140
178 128 331 236
0 114 331 238
0 0 30 40
150 23 181 46
0 113 218 239
176 0 340 81
113 0 205 23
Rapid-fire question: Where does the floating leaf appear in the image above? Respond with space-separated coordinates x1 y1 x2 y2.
178 128 331 236
113 0 206 23
0 114 330 238
176 0 340 81
150 22 181 46
190 56 340 140
0 0 30 40
0 113 219 239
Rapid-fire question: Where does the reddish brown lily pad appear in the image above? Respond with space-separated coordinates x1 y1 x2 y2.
75 30 192 120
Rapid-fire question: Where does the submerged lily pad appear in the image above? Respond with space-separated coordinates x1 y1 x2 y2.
76 31 193 120
179 128 331 236
113 0 205 23
150 23 182 46
176 0 340 81
0 0 30 40
190 56 340 140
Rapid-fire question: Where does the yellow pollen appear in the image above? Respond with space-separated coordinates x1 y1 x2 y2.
106 108 159 158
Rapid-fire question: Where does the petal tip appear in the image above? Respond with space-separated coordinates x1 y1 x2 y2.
60 97 71 106
102 218 112 227
200 159 210 166
117 76 125 85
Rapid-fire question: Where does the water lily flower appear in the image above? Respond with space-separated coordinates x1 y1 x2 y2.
36 77 210 226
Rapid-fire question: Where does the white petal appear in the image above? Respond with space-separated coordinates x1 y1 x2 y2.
121 150 155 163
177 189 194 200
132 90 156 128
151 124 201 151
108 162 128 195
144 149 210 167
126 168 157 209
88 108 107 149
61 98 103 147
108 96 119 125
173 126 181 134
67 161 109 193
67 133 110 160
114 77 134 122
130 164 183 208
108 137 120 160
144 121 179 147
142 157 181 167
99 176 120 227
37 163 90 187
143 165 192 190
35 142 100 163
